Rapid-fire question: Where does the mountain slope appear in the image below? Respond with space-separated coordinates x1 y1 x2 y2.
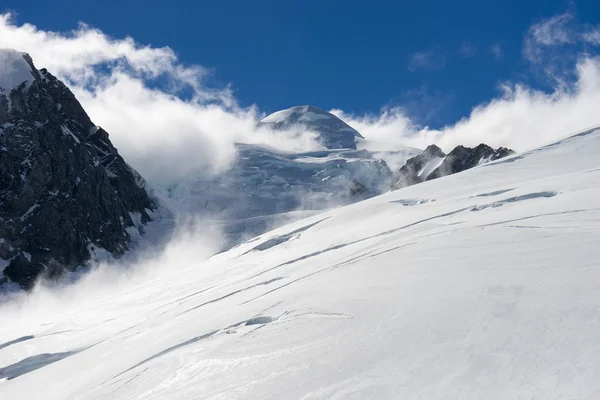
259 105 364 149
0 49 156 289
2 127 600 398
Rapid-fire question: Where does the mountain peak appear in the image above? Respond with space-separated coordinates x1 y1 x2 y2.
0 49 37 93
260 105 329 124
260 105 364 149
0 52 156 289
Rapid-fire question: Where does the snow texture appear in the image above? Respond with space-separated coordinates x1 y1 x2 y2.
260 105 364 150
260 108 296 124
157 143 392 248
418 155 445 179
0 49 34 93
1 128 600 399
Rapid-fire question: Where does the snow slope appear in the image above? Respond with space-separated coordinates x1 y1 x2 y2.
2 128 600 399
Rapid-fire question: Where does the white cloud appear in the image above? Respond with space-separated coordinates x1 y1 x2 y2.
333 11 600 157
582 28 600 45
459 41 477 58
330 107 416 149
531 12 575 46
408 48 446 71
523 12 575 63
0 13 321 183
75 74 321 181
523 11 600 64
333 56 600 154
490 44 504 60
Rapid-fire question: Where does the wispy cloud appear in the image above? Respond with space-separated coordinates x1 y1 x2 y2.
408 48 446 71
582 28 600 45
490 44 504 60
531 12 575 46
523 12 574 63
523 10 600 64
459 41 477 58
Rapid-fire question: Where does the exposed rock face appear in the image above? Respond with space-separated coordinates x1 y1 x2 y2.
259 105 364 150
393 143 514 189
392 145 445 189
427 144 514 180
0 50 156 289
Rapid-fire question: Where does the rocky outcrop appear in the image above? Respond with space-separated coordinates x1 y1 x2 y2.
427 144 514 180
393 143 514 189
0 50 156 289
392 145 445 189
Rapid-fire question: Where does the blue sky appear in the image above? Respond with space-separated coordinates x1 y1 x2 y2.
3 0 599 128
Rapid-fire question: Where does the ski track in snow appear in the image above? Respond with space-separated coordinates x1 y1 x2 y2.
1 129 600 399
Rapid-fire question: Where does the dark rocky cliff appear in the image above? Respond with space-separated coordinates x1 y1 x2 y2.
393 143 514 189
0 50 156 289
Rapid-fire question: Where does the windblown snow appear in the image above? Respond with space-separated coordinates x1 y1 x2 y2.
1 128 600 399
418 155 445 179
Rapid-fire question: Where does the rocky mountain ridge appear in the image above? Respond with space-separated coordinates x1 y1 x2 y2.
393 143 514 189
0 49 156 289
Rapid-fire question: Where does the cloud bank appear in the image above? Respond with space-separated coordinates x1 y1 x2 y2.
335 11 600 153
334 56 600 152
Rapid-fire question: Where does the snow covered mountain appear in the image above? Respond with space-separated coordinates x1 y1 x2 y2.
159 143 393 248
2 126 600 399
157 105 398 249
0 49 156 289
259 105 364 149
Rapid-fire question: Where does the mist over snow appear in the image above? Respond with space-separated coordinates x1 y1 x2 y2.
0 213 223 315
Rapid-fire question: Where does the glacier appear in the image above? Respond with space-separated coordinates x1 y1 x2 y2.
1 126 600 398
157 143 400 248
156 106 419 249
